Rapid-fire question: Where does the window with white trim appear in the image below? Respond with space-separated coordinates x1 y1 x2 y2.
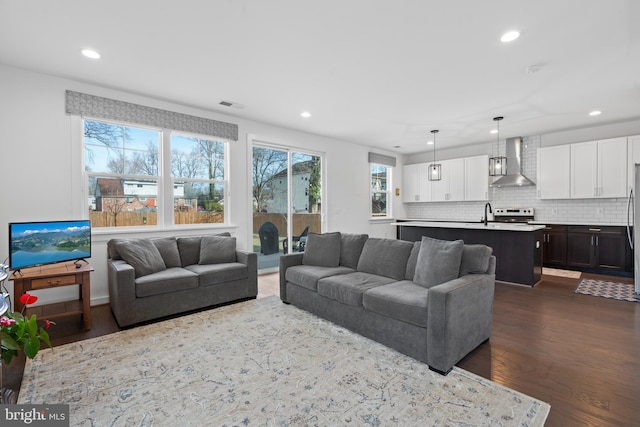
370 163 391 218
83 119 228 228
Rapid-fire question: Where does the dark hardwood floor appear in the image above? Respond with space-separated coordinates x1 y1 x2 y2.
3 272 639 426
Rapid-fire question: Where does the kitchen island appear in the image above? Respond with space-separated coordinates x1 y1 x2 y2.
394 221 545 286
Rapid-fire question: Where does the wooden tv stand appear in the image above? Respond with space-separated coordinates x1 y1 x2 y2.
11 261 93 330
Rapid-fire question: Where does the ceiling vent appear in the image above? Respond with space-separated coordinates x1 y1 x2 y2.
219 100 245 110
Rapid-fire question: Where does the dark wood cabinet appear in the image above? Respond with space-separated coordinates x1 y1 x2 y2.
542 225 567 266
566 225 628 272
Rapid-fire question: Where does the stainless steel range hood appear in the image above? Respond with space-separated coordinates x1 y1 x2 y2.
490 137 536 187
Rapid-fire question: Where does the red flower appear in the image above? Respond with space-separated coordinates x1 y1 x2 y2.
1 316 16 326
45 319 51 329
19 293 38 305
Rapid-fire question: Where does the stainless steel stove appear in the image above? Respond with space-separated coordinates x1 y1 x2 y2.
493 208 535 223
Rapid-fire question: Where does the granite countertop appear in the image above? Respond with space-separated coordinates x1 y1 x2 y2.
392 221 546 232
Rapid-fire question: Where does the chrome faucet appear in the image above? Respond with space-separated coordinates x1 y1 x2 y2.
484 202 493 226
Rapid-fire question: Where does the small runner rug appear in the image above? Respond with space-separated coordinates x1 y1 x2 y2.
542 267 582 279
575 278 639 302
19 296 550 426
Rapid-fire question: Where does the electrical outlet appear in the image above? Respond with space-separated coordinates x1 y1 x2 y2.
596 207 604 215
551 209 558 215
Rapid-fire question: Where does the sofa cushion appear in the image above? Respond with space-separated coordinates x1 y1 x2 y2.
114 239 167 278
413 236 464 288
177 233 231 267
152 237 182 268
317 272 395 306
285 265 355 292
459 244 493 276
404 241 422 280
199 235 237 264
362 280 430 327
340 233 369 269
357 238 414 280
177 237 202 267
186 263 248 286
303 232 341 267
107 239 126 260
135 267 199 297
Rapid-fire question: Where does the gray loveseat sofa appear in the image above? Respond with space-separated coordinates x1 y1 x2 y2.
279 232 496 375
108 234 257 327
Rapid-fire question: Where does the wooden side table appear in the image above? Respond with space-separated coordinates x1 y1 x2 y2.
11 261 93 330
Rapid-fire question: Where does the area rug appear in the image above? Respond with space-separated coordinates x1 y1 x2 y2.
575 278 639 302
19 296 550 426
542 267 582 279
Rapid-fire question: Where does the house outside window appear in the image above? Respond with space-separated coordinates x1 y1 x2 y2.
371 164 391 218
83 119 228 228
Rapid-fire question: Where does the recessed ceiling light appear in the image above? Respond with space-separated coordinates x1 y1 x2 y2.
589 110 602 116
500 31 520 42
490 129 499 134
81 49 101 59
300 111 311 118
427 141 434 145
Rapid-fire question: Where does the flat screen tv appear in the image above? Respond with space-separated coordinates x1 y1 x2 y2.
9 220 91 270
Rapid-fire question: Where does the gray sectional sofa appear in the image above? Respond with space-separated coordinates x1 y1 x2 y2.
107 234 257 327
279 232 496 375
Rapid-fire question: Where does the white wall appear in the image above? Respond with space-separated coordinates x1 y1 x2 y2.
0 64 401 307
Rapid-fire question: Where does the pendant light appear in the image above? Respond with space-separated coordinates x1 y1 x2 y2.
489 116 507 176
428 129 442 181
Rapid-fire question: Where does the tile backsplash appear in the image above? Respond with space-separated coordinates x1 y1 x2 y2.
404 136 631 226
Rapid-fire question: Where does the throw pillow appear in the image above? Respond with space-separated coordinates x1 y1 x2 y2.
339 233 369 269
199 235 237 264
459 244 493 276
114 239 167 278
357 238 415 280
177 237 202 267
413 236 464 288
302 232 341 267
152 237 182 268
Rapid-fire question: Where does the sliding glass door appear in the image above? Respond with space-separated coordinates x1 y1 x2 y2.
252 144 322 271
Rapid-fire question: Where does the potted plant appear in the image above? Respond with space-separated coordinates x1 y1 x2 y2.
1 291 54 403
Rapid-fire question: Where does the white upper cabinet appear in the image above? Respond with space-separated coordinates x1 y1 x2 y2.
537 145 571 199
432 158 465 202
402 155 485 203
571 137 627 198
464 155 489 201
626 135 640 193
402 163 431 202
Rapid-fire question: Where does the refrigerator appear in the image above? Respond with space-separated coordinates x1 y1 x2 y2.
628 165 640 296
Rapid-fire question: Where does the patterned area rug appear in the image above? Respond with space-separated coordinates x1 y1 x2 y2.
575 279 639 302
19 297 550 426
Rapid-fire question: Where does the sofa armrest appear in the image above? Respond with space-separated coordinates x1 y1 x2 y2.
278 253 304 303
426 273 495 374
107 259 137 326
236 250 258 297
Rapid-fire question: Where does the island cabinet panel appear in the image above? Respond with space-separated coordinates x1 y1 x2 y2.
398 226 543 286
566 225 629 272
542 225 567 266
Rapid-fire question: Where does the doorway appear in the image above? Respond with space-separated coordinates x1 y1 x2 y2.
251 143 323 271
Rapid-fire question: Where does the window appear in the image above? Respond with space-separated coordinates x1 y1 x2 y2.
170 134 226 225
83 119 228 228
371 164 391 218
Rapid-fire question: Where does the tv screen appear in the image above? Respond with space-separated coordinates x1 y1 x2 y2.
9 220 91 270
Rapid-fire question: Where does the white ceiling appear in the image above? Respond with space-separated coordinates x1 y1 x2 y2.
1 0 639 154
